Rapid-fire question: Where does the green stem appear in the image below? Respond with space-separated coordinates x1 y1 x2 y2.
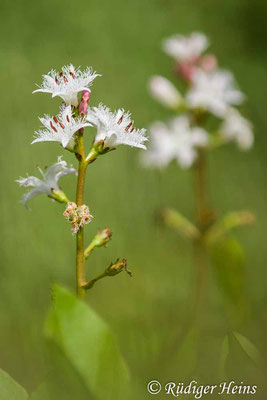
84 242 95 259
82 271 107 290
193 149 209 323
76 133 87 298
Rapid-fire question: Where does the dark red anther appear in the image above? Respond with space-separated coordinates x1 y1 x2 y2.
53 116 58 124
59 71 63 77
66 115 70 123
55 76 59 84
50 121 58 133
59 123 65 129
125 121 133 132
69 70 75 79
130 125 135 133
117 115 123 125
63 76 68 83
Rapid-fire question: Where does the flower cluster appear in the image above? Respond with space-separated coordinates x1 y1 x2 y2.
63 202 92 234
17 64 147 233
17 64 145 294
144 32 253 169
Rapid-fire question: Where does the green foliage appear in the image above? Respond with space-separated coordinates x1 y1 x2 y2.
44 285 129 400
233 332 264 367
210 236 248 321
0 368 28 400
219 335 229 380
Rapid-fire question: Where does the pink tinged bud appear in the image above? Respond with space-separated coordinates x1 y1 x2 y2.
81 90 90 101
176 62 196 82
199 54 218 73
79 99 88 116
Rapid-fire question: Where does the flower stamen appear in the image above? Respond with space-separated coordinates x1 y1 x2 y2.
50 121 58 133
125 121 133 132
117 115 123 125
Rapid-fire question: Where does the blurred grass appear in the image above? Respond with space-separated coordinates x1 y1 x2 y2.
0 0 267 396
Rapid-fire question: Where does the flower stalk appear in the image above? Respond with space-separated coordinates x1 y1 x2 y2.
76 131 87 298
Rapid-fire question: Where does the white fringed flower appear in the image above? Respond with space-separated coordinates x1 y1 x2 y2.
86 104 147 150
16 157 77 207
162 32 209 62
186 69 245 118
32 105 91 149
220 108 254 150
33 64 100 106
141 115 208 169
148 76 183 109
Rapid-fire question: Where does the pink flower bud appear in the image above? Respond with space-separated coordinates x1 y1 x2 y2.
81 90 90 101
176 62 196 82
199 54 217 73
79 99 88 116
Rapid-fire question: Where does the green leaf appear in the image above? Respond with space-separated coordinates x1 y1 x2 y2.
171 329 197 379
29 344 93 400
219 335 229 379
205 210 255 245
210 237 247 310
0 368 28 400
45 285 129 400
233 332 264 367
160 208 200 240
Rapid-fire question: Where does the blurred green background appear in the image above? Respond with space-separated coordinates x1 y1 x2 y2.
0 0 267 398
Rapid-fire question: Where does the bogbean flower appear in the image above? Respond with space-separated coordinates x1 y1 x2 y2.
148 76 183 109
64 202 93 234
162 32 211 81
141 115 208 169
86 104 147 150
219 108 254 150
31 105 91 149
16 157 77 207
33 64 100 106
162 32 209 63
186 69 245 118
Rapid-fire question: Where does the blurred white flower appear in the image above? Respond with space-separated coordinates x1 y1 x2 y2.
33 64 100 106
141 115 208 169
186 69 245 118
87 104 147 150
148 76 183 109
32 105 91 149
220 108 254 150
16 157 77 207
162 32 209 62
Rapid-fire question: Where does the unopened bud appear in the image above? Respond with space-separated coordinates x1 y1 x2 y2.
50 189 69 204
93 228 112 248
81 90 90 101
149 75 183 109
176 62 196 82
79 90 90 116
106 258 132 277
79 99 88 116
199 54 217 73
